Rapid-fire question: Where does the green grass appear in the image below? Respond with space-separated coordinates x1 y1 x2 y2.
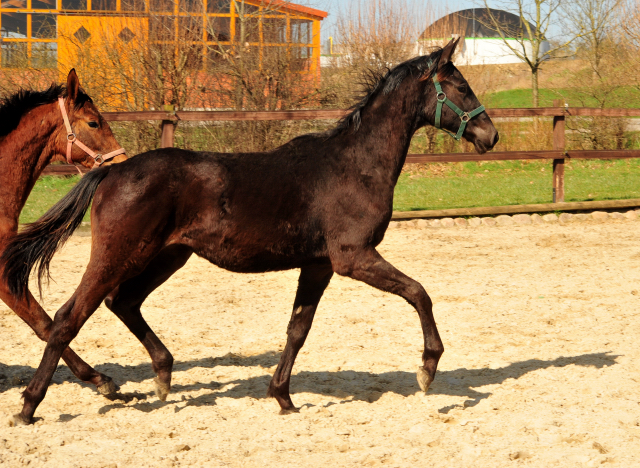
484 87 640 108
20 159 640 223
20 175 85 224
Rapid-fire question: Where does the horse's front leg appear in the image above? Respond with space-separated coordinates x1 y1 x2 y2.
332 247 443 393
268 264 333 414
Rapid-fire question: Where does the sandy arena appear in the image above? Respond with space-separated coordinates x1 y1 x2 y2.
1 219 640 467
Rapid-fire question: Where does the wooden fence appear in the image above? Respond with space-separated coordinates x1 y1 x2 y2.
43 102 640 217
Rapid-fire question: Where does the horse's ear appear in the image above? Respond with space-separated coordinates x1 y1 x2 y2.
66 69 80 102
439 37 460 67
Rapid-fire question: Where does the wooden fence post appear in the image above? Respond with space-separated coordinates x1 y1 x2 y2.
552 99 566 203
160 104 176 148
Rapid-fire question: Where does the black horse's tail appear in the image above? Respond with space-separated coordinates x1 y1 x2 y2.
1 166 111 300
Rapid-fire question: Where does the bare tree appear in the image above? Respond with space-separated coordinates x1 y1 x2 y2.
481 0 592 106
335 0 425 75
563 0 621 76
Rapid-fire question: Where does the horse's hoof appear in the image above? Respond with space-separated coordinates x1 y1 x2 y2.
278 407 300 416
154 378 171 402
417 367 433 393
97 379 118 397
9 414 32 426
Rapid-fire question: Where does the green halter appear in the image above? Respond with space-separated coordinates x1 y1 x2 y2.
428 61 486 141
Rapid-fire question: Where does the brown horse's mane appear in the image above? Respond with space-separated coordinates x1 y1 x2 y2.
0 84 92 137
333 49 447 136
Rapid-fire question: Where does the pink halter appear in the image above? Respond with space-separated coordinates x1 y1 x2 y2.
58 97 126 174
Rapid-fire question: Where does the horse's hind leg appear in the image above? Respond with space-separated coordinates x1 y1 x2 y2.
104 244 192 401
267 264 333 414
332 248 443 393
0 273 116 396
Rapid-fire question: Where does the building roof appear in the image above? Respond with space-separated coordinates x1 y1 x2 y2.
419 8 537 40
246 0 328 19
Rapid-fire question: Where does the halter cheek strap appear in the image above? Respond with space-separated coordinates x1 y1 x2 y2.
427 60 486 141
58 97 126 174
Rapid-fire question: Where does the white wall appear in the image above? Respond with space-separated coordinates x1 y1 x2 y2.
417 38 551 66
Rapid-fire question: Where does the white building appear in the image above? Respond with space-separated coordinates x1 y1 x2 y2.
417 8 551 66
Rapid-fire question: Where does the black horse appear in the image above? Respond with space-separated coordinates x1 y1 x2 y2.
3 39 498 425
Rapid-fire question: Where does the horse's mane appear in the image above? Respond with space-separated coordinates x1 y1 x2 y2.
0 84 92 137
332 49 449 136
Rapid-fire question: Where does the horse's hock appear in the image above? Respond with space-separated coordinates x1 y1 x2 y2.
1 219 639 466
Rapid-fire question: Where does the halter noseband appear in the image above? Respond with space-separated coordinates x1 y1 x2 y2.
427 60 485 141
58 97 125 174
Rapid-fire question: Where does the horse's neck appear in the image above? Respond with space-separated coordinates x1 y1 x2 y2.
0 103 59 233
354 90 419 181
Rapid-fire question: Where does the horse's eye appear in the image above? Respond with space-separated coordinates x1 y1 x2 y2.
457 84 468 94
88 121 99 129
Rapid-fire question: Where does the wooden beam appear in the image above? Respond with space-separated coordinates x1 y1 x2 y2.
391 199 640 220
99 107 640 122
406 151 563 163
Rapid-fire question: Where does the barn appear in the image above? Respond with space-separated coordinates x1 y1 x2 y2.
417 8 551 66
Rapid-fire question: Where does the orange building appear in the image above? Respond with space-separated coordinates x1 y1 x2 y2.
0 1 327 82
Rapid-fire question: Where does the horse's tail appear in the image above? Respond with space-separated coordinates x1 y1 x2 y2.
1 166 111 300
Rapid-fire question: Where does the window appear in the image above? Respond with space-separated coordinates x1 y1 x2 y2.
32 0 57 9
121 0 146 11
1 12 28 39
32 14 57 39
207 0 230 14
61 0 88 10
262 17 286 43
1 42 28 68
31 42 57 68
92 0 117 11
290 19 311 44
206 16 231 42
149 0 175 13
150 15 175 40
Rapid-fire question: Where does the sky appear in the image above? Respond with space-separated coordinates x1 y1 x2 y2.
305 0 484 38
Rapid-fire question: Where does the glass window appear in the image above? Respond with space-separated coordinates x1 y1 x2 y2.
150 15 175 40
61 0 88 10
121 0 146 11
262 17 285 43
92 0 117 11
206 16 231 41
290 19 311 44
32 0 57 9
32 14 57 39
31 42 57 68
207 0 230 14
1 42 28 68
237 15 260 42
180 0 204 13
177 16 202 41
1 0 26 7
1 13 27 39
149 0 175 12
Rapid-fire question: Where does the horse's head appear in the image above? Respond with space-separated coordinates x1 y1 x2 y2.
419 38 498 154
56 69 127 168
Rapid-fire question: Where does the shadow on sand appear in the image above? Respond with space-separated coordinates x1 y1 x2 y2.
1 351 618 416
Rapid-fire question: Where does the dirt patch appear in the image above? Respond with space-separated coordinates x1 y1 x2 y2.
1 221 639 467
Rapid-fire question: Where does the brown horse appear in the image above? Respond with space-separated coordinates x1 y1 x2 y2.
3 39 498 425
0 70 125 398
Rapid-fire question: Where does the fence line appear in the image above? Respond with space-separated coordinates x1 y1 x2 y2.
42 104 640 210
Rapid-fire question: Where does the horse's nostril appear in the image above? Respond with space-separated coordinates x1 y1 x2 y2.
492 131 499 146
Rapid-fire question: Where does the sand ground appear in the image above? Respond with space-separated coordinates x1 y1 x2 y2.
1 219 639 467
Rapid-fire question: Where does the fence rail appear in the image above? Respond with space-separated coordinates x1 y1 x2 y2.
42 104 640 211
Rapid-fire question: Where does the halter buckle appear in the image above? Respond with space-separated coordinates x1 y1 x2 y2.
94 154 104 165
67 132 77 142
460 112 470 123
436 92 447 103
